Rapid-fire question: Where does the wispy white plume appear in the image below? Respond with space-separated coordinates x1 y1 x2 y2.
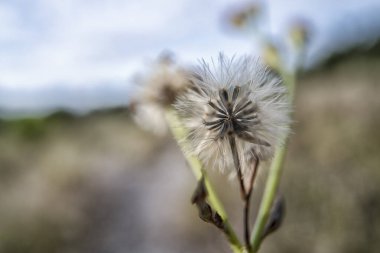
175 54 291 175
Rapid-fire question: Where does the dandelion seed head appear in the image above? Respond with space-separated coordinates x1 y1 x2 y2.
132 53 191 135
175 54 291 175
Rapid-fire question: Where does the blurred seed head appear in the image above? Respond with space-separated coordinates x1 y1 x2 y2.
222 1 263 34
288 18 313 51
175 54 291 176
131 52 191 135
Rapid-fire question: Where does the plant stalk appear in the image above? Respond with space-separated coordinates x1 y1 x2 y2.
228 135 251 251
165 109 244 253
249 69 296 252
243 158 260 253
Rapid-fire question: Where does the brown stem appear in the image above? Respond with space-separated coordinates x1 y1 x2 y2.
228 135 251 251
243 157 260 252
228 135 246 200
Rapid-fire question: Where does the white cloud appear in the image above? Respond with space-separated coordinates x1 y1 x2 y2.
0 0 379 112
0 0 191 88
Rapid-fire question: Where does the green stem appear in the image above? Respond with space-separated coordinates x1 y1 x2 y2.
250 69 296 252
249 136 289 252
165 109 244 253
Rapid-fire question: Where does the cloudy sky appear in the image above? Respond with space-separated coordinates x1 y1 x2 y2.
0 0 379 113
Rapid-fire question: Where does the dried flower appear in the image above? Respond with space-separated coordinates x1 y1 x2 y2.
175 54 290 176
131 53 191 135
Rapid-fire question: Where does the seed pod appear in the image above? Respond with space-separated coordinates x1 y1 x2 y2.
262 195 285 239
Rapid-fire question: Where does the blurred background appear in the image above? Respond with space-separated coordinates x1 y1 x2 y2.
1 0 380 253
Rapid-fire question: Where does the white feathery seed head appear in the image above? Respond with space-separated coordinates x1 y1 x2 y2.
132 54 191 135
175 54 291 176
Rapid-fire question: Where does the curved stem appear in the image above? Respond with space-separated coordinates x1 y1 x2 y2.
250 70 295 252
165 109 243 253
